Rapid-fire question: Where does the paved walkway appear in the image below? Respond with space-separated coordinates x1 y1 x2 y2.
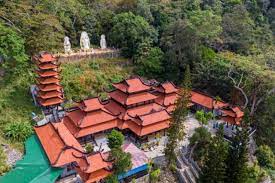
142 116 202 159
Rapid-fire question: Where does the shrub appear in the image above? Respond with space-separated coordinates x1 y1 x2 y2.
247 163 267 181
105 174 119 183
150 168 161 183
4 121 33 142
195 110 213 125
84 144 94 153
256 145 274 169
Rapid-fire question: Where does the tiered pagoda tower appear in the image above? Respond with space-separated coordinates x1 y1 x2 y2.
154 81 180 113
105 77 171 139
33 52 64 108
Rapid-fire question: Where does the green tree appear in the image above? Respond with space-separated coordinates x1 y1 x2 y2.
111 148 132 175
0 23 28 66
110 12 157 57
201 0 222 14
135 0 154 23
165 67 191 165
225 128 249 183
195 110 213 125
135 47 164 78
107 129 124 149
107 130 132 177
254 96 275 152
161 19 201 80
200 130 229 183
256 145 275 169
189 127 212 164
193 52 232 100
222 5 256 54
187 10 222 41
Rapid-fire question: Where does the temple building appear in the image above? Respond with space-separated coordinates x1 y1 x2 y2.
191 91 244 125
106 78 171 141
59 77 244 144
33 52 64 107
33 76 244 183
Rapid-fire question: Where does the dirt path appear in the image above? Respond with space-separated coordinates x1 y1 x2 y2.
1 144 22 166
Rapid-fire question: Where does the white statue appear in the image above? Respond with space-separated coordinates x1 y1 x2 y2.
64 36 72 54
80 31 90 51
100 34 107 49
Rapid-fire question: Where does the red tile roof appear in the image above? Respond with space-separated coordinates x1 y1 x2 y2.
37 76 60 85
34 52 57 63
80 153 112 173
75 120 118 138
86 169 111 183
125 103 164 120
232 107 244 118
38 97 64 106
37 90 62 99
113 77 151 93
156 82 178 94
34 52 63 107
109 90 157 106
34 122 84 167
37 83 62 92
67 109 117 128
155 93 179 106
140 121 170 136
58 78 243 138
191 91 213 109
36 70 59 77
78 98 105 112
213 100 229 109
137 110 171 126
37 63 58 70
63 114 118 138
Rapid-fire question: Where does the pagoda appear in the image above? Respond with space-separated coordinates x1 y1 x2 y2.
63 97 119 141
154 81 180 113
105 77 171 139
33 52 64 107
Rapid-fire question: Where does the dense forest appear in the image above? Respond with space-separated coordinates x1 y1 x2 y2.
0 0 274 180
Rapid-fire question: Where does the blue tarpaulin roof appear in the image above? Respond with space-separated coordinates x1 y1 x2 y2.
118 164 148 180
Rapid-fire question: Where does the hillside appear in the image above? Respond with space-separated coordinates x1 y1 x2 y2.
0 0 274 181
0 58 133 149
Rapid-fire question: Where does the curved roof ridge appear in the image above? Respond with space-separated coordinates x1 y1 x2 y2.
138 108 165 118
77 112 87 127
54 124 83 153
101 107 121 117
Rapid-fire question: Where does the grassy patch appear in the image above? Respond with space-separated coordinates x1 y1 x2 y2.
0 57 133 149
61 57 133 101
0 64 40 150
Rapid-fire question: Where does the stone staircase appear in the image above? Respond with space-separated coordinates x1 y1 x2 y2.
176 147 200 183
